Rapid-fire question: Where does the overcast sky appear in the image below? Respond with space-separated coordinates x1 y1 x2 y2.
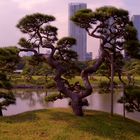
0 0 140 58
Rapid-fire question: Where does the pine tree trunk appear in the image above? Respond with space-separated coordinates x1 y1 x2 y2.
0 109 3 116
71 96 83 116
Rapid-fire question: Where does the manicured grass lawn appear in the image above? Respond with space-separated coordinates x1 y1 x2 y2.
0 108 140 140
11 74 140 88
70 75 140 86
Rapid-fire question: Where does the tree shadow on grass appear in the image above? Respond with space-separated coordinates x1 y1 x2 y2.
47 109 140 140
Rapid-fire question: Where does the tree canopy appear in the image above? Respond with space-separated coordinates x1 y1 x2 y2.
71 6 140 83
0 47 19 116
73 7 139 53
17 12 89 116
17 6 140 116
72 6 140 114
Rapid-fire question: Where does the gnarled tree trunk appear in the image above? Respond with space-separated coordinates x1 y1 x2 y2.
46 45 105 116
0 109 3 116
71 95 83 116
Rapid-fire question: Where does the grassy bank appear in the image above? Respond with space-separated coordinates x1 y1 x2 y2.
11 75 140 88
0 108 140 140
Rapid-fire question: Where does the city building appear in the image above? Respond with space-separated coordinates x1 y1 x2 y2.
68 3 87 61
86 52 93 61
26 51 33 56
132 15 140 41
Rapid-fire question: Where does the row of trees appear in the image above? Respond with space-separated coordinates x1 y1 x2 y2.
0 6 140 116
16 6 140 116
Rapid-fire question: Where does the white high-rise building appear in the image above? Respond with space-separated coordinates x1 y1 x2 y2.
68 3 87 61
132 15 140 41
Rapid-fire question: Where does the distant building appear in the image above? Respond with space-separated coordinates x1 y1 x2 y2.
86 52 92 61
26 51 33 56
132 15 140 41
19 51 33 57
68 3 87 61
14 69 23 74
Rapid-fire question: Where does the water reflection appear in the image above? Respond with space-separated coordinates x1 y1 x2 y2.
3 90 48 116
16 90 47 107
3 89 140 122
85 93 140 122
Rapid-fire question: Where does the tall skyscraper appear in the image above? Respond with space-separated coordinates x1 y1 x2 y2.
132 15 140 41
68 3 87 61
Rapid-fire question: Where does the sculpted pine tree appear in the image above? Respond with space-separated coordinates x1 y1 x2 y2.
71 6 140 83
72 6 140 115
17 7 140 116
17 13 91 116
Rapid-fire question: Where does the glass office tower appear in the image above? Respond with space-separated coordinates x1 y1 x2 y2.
68 3 87 61
132 15 140 41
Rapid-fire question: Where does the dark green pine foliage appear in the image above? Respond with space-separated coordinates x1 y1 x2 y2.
71 6 140 114
118 85 140 112
0 47 19 116
16 7 140 116
17 12 92 116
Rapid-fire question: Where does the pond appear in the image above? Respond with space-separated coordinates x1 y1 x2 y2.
3 89 140 122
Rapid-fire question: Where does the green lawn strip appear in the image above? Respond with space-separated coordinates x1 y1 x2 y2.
0 108 140 140
11 75 140 88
